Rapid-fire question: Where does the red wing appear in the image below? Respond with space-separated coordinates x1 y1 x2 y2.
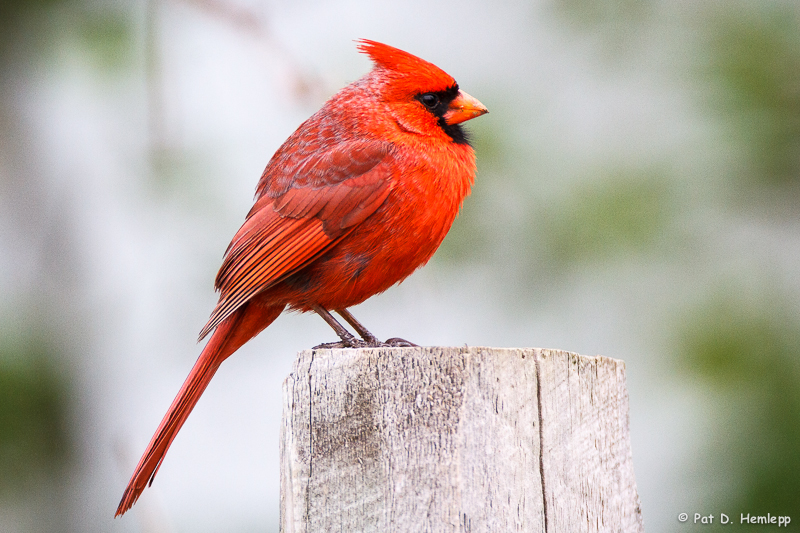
198 140 394 340
255 132 392 198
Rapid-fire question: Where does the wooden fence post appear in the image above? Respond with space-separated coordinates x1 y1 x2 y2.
280 347 644 533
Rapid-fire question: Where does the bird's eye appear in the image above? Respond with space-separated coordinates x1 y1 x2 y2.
420 93 439 109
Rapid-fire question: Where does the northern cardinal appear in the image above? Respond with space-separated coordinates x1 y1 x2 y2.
116 39 487 516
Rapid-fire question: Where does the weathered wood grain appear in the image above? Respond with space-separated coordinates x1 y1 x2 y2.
280 347 643 533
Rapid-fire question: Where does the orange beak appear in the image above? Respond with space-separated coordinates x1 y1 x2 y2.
443 90 488 125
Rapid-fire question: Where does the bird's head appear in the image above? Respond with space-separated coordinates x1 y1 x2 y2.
357 39 488 145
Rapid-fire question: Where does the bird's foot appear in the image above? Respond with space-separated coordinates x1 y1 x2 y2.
312 339 372 349
313 307 418 349
313 330 370 349
312 336 418 349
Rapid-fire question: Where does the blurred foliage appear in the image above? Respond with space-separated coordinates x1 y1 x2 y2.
0 328 72 493
680 292 799 386
0 0 68 61
0 0 132 72
550 0 652 31
77 6 134 72
540 168 675 266
684 3 800 520
0 0 62 23
679 289 800 519
702 4 800 187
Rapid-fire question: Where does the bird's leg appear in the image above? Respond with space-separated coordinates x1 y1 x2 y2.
337 308 418 348
312 305 365 349
335 309 382 346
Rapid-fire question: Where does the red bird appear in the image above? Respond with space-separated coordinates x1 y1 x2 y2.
116 39 487 516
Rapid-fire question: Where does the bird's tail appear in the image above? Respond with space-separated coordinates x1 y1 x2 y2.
115 302 283 517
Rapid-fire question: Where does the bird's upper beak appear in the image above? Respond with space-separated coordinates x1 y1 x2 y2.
443 90 488 125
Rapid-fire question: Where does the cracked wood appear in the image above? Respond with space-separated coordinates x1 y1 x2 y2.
280 346 644 533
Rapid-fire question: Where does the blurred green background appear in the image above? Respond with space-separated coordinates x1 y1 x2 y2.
0 0 798 531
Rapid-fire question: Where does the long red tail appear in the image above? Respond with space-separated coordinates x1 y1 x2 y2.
115 302 283 517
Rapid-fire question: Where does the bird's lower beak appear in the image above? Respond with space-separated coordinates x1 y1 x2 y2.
443 90 488 125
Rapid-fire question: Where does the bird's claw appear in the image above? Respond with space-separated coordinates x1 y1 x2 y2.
383 337 418 347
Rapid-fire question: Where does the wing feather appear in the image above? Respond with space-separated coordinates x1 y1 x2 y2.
198 139 394 340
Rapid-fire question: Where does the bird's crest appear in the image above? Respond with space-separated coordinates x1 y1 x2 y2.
356 39 456 93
